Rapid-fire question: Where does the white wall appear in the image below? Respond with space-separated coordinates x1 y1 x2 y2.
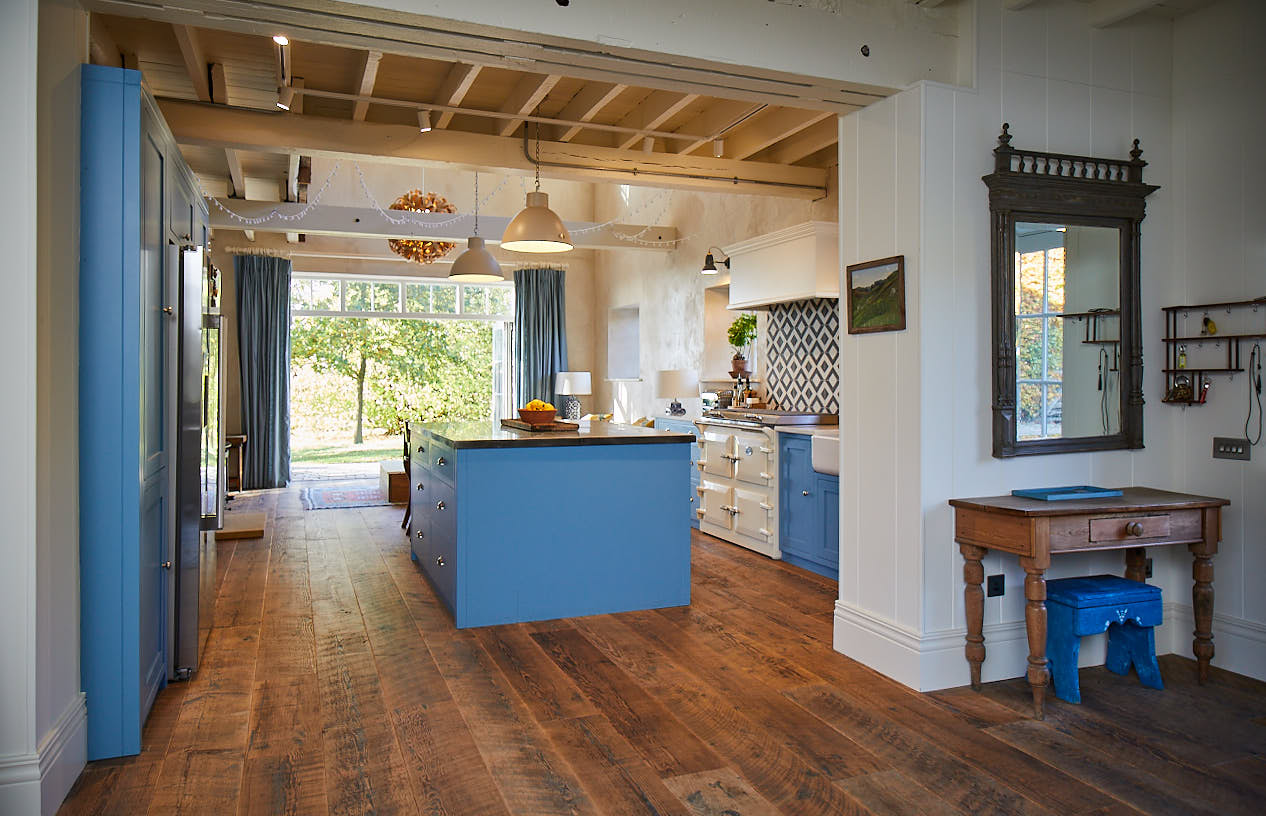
834 0 1197 691
1168 0 1266 679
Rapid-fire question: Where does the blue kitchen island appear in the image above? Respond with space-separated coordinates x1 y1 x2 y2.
406 420 695 628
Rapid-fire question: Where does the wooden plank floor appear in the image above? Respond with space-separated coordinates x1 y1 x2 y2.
60 487 1266 815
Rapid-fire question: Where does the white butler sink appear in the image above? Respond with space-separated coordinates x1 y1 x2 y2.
810 431 840 476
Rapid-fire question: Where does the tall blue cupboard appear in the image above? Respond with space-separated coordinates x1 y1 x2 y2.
79 64 209 760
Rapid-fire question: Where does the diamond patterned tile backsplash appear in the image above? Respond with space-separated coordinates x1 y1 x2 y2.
765 298 840 413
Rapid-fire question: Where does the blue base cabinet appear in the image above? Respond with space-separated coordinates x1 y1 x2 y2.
654 416 701 529
778 434 839 581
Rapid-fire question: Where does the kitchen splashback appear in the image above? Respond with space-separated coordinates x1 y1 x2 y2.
765 298 839 413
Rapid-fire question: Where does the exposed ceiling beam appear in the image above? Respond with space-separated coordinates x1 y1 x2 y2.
290 77 304 115
207 201 677 251
760 117 839 165
432 63 482 129
496 73 561 137
612 91 699 151
224 148 245 198
88 14 122 67
351 50 383 121
671 100 766 155
158 99 826 199
170 24 210 102
1088 0 1165 27
553 82 626 142
725 108 833 161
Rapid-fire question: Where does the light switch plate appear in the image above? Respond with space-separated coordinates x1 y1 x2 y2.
1213 437 1251 461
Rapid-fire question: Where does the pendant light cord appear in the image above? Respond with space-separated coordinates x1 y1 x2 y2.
473 171 479 235
534 122 542 192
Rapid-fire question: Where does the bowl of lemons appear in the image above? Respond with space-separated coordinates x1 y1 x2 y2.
518 399 557 426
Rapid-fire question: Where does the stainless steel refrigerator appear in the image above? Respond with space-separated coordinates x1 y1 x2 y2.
174 244 225 678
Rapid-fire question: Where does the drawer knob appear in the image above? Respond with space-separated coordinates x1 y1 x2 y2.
689 497 695 503
1125 521 1144 537
435 555 445 567
437 456 447 466
416 482 425 491
802 490 810 496
436 500 446 511
415 530 424 539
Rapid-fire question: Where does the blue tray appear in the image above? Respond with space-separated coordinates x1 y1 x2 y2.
1011 485 1124 501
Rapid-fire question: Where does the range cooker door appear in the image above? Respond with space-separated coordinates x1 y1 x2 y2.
732 487 774 542
700 428 736 479
732 430 773 487
698 480 734 530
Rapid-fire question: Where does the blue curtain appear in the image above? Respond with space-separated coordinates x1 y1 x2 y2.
235 254 292 488
514 267 569 406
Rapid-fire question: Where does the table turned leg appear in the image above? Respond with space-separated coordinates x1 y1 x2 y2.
1125 547 1147 583
1190 543 1215 684
960 543 987 690
1019 557 1049 719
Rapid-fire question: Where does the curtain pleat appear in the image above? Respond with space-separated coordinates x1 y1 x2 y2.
235 254 292 488
513 268 568 407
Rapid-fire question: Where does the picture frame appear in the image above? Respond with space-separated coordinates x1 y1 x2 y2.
846 255 906 334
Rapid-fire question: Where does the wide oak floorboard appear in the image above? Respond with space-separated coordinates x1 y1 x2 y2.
58 489 1266 815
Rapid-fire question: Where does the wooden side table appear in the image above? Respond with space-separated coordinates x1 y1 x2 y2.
949 487 1228 718
225 433 247 492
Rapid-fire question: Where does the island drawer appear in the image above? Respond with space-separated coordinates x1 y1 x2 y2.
427 437 457 483
424 479 457 611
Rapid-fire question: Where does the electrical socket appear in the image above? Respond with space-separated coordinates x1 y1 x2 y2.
1146 557 1153 579
986 574 1005 597
1213 437 1251 461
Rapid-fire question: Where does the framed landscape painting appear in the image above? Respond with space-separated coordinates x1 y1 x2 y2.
846 255 906 334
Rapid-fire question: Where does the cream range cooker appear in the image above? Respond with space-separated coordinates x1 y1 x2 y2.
694 410 837 559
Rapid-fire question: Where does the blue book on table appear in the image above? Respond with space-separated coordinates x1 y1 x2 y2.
1011 485 1124 501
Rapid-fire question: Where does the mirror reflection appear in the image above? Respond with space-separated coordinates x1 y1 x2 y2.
1014 222 1120 441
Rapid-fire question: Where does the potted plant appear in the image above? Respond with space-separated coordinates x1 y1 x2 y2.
727 312 758 374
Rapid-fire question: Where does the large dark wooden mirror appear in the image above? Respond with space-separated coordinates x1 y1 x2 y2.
984 125 1158 457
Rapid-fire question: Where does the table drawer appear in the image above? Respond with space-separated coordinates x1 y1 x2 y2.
1050 509 1203 552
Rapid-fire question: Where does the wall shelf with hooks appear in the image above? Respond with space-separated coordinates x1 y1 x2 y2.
1161 297 1266 405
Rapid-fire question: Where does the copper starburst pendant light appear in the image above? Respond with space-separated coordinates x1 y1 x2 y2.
387 190 457 264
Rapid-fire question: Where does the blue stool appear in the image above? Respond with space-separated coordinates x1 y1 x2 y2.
1046 575 1163 704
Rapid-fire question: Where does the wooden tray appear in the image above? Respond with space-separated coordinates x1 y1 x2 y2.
500 418 580 433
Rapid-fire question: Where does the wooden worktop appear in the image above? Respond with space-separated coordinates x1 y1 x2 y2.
948 486 1229 517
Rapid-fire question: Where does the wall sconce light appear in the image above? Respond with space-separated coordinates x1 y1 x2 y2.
417 110 433 133
701 246 731 275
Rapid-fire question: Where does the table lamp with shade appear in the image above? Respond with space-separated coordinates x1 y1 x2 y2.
554 371 591 420
655 369 699 416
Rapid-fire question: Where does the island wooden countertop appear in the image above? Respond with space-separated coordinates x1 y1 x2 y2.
412 421 695 449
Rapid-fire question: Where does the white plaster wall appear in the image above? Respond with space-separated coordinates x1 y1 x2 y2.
835 0 1194 691
1167 0 1266 680
590 184 837 421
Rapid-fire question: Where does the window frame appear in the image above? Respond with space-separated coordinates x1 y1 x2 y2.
290 272 515 322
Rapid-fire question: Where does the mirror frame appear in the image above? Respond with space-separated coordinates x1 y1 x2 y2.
984 125 1158 458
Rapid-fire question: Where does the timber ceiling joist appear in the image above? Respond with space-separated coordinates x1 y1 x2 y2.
84 7 869 199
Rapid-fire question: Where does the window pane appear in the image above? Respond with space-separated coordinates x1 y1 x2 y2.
1046 383 1063 438
1046 248 1066 312
345 281 371 311
372 281 401 312
1016 251 1045 314
1017 383 1042 440
290 280 311 310
487 287 513 317
405 283 430 313
462 285 489 314
310 280 339 311
1016 317 1043 379
431 283 457 314
1046 317 1064 379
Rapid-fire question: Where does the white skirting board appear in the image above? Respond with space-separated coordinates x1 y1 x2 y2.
832 600 1263 692
0 693 86 816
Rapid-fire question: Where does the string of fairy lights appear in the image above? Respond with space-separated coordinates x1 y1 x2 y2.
205 160 693 249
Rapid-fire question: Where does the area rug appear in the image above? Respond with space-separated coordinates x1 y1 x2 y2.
300 482 392 510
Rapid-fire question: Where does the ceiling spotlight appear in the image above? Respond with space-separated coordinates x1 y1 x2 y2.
272 34 290 46
701 246 731 275
712 139 725 158
642 136 654 154
276 85 295 111
417 110 433 133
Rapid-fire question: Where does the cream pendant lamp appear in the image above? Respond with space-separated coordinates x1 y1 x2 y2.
449 172 505 282
501 124 573 253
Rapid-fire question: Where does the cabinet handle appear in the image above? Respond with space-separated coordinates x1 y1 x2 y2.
759 446 772 454
435 556 445 567
416 482 425 491
759 528 773 538
436 500 446 511
1125 521 1144 537
759 472 772 480
162 306 174 315
436 456 447 466
161 560 172 570
803 490 810 496
415 530 424 540
759 502 773 511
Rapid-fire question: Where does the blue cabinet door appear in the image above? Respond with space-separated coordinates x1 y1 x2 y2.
654 417 701 528
779 435 816 558
816 473 840 573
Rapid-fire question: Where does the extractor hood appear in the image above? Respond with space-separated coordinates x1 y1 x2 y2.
723 221 839 310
